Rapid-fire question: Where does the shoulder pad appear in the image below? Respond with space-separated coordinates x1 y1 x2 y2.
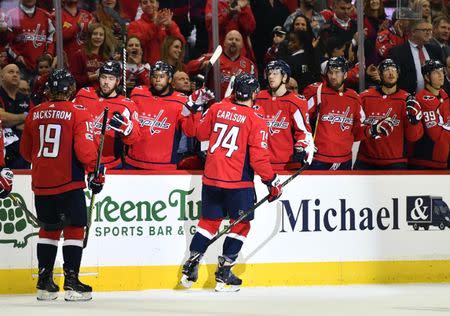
73 104 86 110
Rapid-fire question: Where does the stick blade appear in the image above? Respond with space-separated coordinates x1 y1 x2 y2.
209 45 223 66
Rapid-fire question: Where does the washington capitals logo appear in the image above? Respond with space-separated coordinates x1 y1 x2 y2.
92 112 109 133
321 107 354 131
364 108 400 127
17 24 48 48
265 110 289 135
139 110 171 135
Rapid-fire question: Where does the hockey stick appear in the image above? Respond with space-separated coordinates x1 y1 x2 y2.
190 162 310 261
203 45 222 85
83 107 109 249
224 75 235 98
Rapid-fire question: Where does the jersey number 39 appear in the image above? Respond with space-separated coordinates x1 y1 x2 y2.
210 123 240 158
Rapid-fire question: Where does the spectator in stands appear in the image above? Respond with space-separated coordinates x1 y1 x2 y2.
0 48 9 69
205 0 256 60
320 0 357 44
124 36 151 95
0 64 30 169
264 26 287 66
186 30 257 98
284 0 325 37
128 0 185 65
18 79 31 97
285 30 319 93
158 0 191 40
429 16 450 60
252 0 290 76
364 0 389 65
62 0 96 63
189 0 209 59
70 23 116 89
286 77 299 93
172 71 192 94
375 8 414 60
411 0 432 23
5 0 55 80
160 36 185 72
31 54 51 104
94 0 128 44
389 19 443 94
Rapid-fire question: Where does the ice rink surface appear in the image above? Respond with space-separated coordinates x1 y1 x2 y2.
2 284 450 316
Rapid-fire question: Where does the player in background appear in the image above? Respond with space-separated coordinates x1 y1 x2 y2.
180 73 282 292
0 121 13 198
126 61 212 170
74 61 141 169
256 60 315 170
303 56 394 170
409 60 450 169
355 59 423 169
19 69 104 301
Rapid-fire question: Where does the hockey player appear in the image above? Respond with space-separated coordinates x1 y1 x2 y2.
180 73 282 292
355 59 423 169
256 60 315 171
409 60 450 169
74 61 141 169
19 69 104 301
303 56 394 170
126 61 210 170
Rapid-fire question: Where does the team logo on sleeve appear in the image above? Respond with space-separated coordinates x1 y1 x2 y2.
139 110 171 135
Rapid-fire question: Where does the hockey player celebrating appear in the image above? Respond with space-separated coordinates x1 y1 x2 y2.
19 69 104 301
256 60 315 170
303 56 395 170
409 60 450 169
180 73 282 292
126 61 210 170
74 61 141 169
355 59 423 169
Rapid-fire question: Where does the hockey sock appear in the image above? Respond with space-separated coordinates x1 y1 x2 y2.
222 221 250 261
190 218 222 254
37 229 61 270
62 227 84 272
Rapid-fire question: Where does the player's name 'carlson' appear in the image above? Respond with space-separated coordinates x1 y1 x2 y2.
216 110 247 123
32 109 72 121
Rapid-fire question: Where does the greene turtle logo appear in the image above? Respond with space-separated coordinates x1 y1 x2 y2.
0 193 38 248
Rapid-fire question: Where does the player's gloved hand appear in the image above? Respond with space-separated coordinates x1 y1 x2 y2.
183 88 215 115
294 134 316 165
0 168 13 199
370 117 394 139
406 95 422 125
88 164 105 195
109 111 133 136
262 174 282 203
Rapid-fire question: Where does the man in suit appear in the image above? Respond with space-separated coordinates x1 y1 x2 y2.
429 16 450 60
389 19 443 95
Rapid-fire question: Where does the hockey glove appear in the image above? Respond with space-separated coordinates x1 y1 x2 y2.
406 95 422 125
88 165 105 195
0 168 13 199
294 134 316 165
183 88 215 115
109 111 133 136
370 117 394 139
263 174 282 203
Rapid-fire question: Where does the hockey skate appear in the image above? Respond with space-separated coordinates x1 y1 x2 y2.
63 268 92 301
180 252 203 288
36 268 59 301
214 256 242 292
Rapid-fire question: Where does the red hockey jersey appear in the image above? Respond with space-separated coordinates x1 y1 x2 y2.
69 49 105 89
255 90 312 170
74 87 141 169
19 101 97 195
358 88 423 166
375 27 405 59
304 82 370 163
5 6 55 72
127 86 197 170
192 99 275 189
62 8 95 61
409 89 450 169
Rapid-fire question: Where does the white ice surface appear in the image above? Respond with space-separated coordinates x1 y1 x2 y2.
2 284 450 316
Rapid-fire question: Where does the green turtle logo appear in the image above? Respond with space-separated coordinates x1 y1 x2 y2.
0 193 38 248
